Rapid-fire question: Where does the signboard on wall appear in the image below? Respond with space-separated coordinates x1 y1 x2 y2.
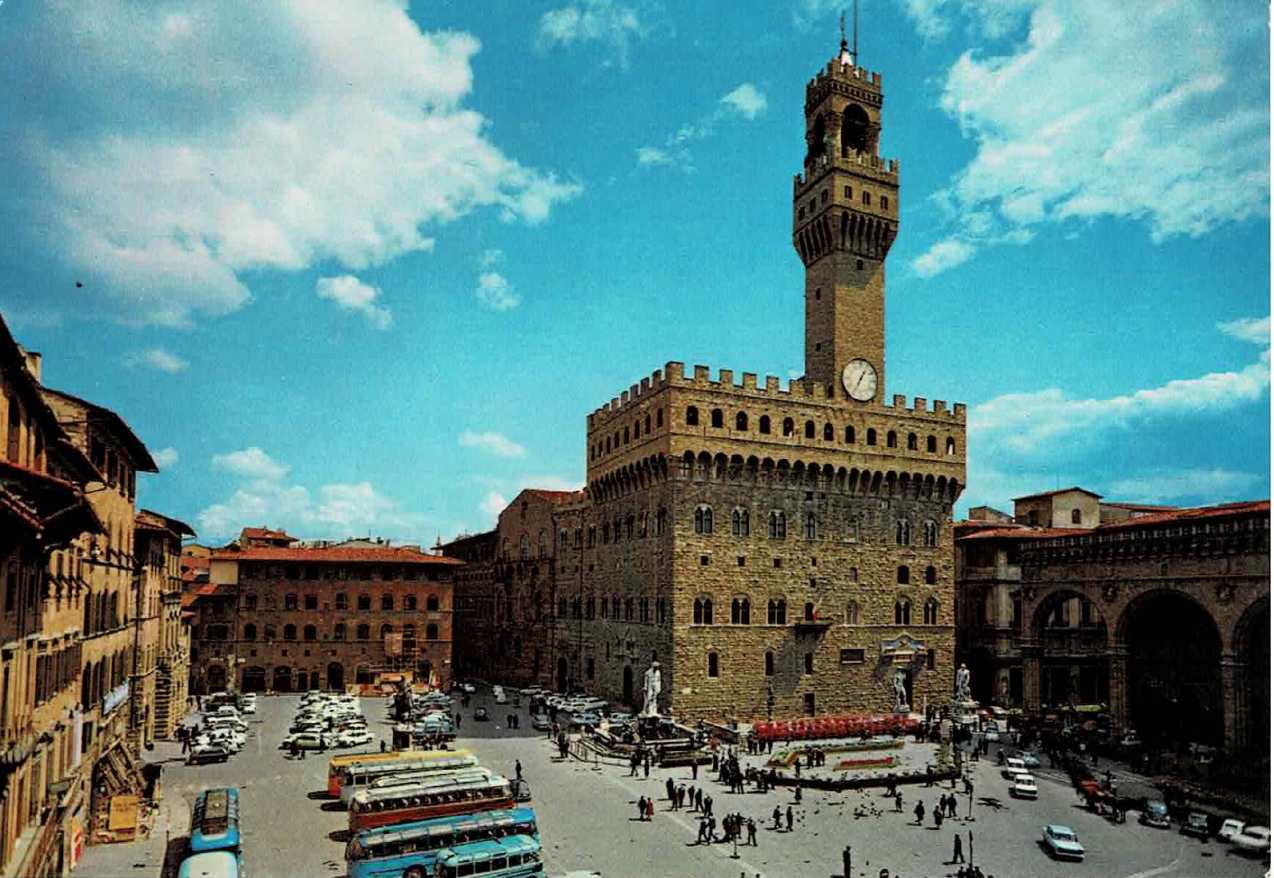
108 795 139 831
384 632 403 656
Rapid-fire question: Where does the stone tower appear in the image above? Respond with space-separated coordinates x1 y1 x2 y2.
794 40 899 399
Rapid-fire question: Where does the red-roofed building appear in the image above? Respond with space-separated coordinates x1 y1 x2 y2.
956 490 1268 756
187 536 458 693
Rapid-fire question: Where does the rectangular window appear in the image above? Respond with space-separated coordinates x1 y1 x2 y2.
839 648 865 664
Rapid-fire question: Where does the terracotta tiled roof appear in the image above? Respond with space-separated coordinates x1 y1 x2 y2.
959 526 1090 541
181 555 210 571
241 526 293 541
524 489 587 504
212 546 462 565
1012 487 1102 501
1096 499 1269 531
136 509 196 535
1101 502 1180 512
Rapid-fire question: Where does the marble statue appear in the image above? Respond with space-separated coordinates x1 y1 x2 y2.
641 661 662 717
955 663 972 702
892 669 909 712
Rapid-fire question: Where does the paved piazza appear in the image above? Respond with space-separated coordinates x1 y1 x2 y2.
77 692 1268 878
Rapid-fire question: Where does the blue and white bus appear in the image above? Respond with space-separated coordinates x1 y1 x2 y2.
189 788 241 854
434 835 543 878
177 850 241 878
346 807 538 878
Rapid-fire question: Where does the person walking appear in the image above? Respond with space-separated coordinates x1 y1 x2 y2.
516 760 523 781
914 800 925 825
785 806 794 833
933 804 943 828
692 759 699 780
842 845 852 878
772 805 782 830
952 832 965 863
746 817 757 846
894 790 903 812
638 796 648 822
646 798 655 821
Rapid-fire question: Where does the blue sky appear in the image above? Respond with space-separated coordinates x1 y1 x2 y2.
0 0 1268 543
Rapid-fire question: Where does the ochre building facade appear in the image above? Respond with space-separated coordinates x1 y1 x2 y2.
446 41 966 723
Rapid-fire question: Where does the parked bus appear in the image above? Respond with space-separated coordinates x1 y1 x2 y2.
327 749 472 797
339 754 480 804
434 835 543 878
178 850 241 878
189 788 241 854
345 807 538 878
349 774 515 832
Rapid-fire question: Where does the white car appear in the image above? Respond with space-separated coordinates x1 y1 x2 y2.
1232 826 1271 855
1010 774 1038 799
207 716 248 734
206 728 245 751
334 729 375 748
494 690 509 704
239 698 257 715
280 731 329 750
1042 824 1085 861
1219 819 1246 843
1000 757 1026 779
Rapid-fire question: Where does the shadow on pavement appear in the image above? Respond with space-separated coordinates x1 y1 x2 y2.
160 834 189 878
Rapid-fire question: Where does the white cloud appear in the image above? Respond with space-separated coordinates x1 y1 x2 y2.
537 0 645 67
911 237 974 277
911 0 1268 275
479 248 504 269
720 83 767 119
637 82 768 171
476 272 519 311
1104 469 1262 505
123 347 189 373
198 448 425 539
211 446 290 482
479 490 508 522
152 447 179 469
1219 315 1270 346
459 430 526 458
5 1 581 327
315 275 392 329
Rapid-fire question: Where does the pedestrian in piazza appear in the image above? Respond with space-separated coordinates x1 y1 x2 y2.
692 759 699 780
772 805 782 829
637 796 648 821
913 800 925 825
933 803 943 828
515 760 523 781
894 791 903 812
646 797 655 820
696 788 704 812
785 805 794 833
952 831 965 863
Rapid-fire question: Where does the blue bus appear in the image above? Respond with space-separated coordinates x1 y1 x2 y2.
346 807 538 878
177 850 241 878
189 788 241 854
434 835 542 878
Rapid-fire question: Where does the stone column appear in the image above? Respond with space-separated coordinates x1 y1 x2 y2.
1020 641 1041 715
1107 643 1129 735
1220 652 1244 750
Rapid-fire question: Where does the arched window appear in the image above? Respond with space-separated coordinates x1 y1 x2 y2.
804 420 815 439
804 511 817 540
845 425 855 443
426 623 439 640
769 511 787 539
759 415 771 434
694 505 713 534
707 652 719 678
841 103 870 154
656 507 667 536
686 406 699 426
924 565 937 585
304 624 317 641
693 597 714 625
380 623 393 639
403 594 417 611
284 593 298 610
1071 508 1082 525
945 437 956 455
539 529 548 557
602 521 611 543
886 430 898 448
264 624 276 641
645 414 651 433
767 598 787 625
923 521 938 547
732 508 750 537
381 594 393 611
356 624 370 641
736 411 748 431
823 423 833 441
764 651 774 676
894 599 911 625
639 512 648 537
804 601 816 621
357 593 371 611
782 417 795 437
283 624 297 641
926 435 937 453
897 565 910 585
924 598 939 625
519 535 530 560
896 520 911 546
866 428 877 446
334 592 348 610
711 408 724 428
333 623 346 641
243 623 257 641
731 597 750 625
907 433 918 450
845 601 859 625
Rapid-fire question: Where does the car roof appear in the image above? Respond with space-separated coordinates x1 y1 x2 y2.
1046 824 1075 833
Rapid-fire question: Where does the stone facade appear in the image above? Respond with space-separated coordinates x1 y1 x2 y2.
134 511 194 742
955 491 1270 754
446 42 967 725
189 534 459 694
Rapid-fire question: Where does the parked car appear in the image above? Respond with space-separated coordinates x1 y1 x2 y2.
607 711 634 724
1180 813 1211 840
280 732 329 750
206 728 245 751
1140 801 1171 829
1218 818 1246 843
238 695 257 714
1042 824 1085 861
494 690 509 704
187 743 231 765
334 729 375 748
1001 757 1026 780
531 714 552 731
1017 751 1041 768
1010 775 1038 799
474 706 489 721
570 711 602 729
1231 826 1271 856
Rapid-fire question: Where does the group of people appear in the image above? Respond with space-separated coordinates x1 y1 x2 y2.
665 776 711 814
697 812 756 845
911 792 962 827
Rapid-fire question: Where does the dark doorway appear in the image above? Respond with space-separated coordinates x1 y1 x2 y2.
272 666 292 692
241 666 266 693
803 692 816 716
327 663 344 691
556 657 568 693
622 665 634 706
206 664 227 693
1125 592 1222 746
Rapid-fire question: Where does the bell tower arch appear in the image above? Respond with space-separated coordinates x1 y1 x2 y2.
793 39 899 400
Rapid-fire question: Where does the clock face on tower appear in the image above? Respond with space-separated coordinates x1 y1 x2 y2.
842 358 878 402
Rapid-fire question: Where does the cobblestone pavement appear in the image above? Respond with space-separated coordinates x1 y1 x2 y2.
76 692 1270 878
